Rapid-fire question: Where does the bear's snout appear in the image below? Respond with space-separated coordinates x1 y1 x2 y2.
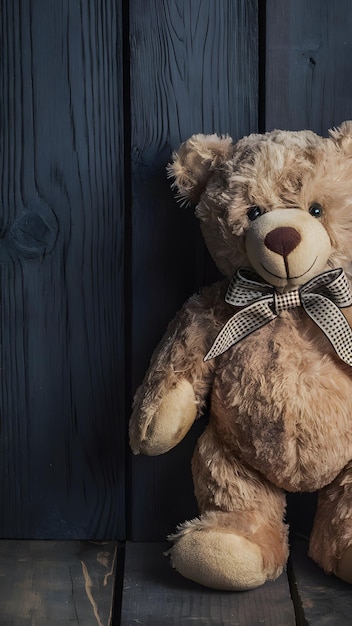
245 209 332 287
264 227 301 258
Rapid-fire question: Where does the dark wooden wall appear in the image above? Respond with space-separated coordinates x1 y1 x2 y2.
0 0 126 540
1 0 352 543
265 0 352 133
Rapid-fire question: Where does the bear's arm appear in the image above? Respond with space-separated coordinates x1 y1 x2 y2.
129 281 227 455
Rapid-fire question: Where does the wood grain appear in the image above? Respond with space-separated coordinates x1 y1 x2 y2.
0 0 125 539
130 0 258 388
265 0 352 133
121 542 296 625
289 541 352 625
0 540 118 625
128 0 259 541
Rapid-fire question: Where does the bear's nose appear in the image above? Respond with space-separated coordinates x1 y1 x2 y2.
264 227 301 257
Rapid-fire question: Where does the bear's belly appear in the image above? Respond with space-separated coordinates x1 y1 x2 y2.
210 317 352 492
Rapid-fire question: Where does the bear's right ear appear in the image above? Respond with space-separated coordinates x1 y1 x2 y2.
167 133 233 205
328 121 352 155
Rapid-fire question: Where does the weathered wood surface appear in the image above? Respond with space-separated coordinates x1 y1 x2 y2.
0 1 125 538
265 0 352 133
129 0 259 542
0 540 118 625
120 541 296 625
290 541 352 625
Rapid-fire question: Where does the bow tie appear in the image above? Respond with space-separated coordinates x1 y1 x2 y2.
204 267 352 365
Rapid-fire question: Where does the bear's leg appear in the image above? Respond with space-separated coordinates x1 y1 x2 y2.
168 426 289 590
309 461 352 583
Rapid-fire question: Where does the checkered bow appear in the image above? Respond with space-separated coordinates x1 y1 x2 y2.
204 267 352 365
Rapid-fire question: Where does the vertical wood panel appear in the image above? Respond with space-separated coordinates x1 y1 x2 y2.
0 1 125 539
129 0 259 540
265 0 352 133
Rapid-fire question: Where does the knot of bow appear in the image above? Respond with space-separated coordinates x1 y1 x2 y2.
204 267 352 365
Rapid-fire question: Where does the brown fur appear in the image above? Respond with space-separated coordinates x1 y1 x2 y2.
130 123 352 590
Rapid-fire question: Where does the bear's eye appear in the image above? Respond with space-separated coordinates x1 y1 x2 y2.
309 202 323 218
247 206 263 221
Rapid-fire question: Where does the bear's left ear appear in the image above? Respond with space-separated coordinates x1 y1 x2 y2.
167 133 233 205
328 121 352 155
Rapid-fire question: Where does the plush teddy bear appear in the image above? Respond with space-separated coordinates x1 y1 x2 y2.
129 122 352 591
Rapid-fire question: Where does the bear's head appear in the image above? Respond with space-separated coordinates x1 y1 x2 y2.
168 122 352 290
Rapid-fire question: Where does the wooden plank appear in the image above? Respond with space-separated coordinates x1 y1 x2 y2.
0 540 118 625
121 542 296 625
129 0 259 541
289 541 352 625
0 1 125 538
265 0 352 133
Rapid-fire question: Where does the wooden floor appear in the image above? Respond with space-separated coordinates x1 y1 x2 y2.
0 539 352 624
120 541 352 626
120 542 296 625
0 540 119 625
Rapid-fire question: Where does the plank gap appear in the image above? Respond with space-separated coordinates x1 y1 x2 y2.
289 540 352 626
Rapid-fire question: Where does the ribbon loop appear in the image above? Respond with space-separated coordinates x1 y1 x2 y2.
204 267 352 365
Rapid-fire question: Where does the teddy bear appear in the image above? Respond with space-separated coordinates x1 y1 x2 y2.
129 121 352 591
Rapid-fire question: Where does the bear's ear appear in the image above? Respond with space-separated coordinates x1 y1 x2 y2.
167 133 233 205
328 121 352 155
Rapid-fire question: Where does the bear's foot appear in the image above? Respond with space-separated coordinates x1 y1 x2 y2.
309 462 352 584
336 546 352 584
170 529 267 590
168 511 288 591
